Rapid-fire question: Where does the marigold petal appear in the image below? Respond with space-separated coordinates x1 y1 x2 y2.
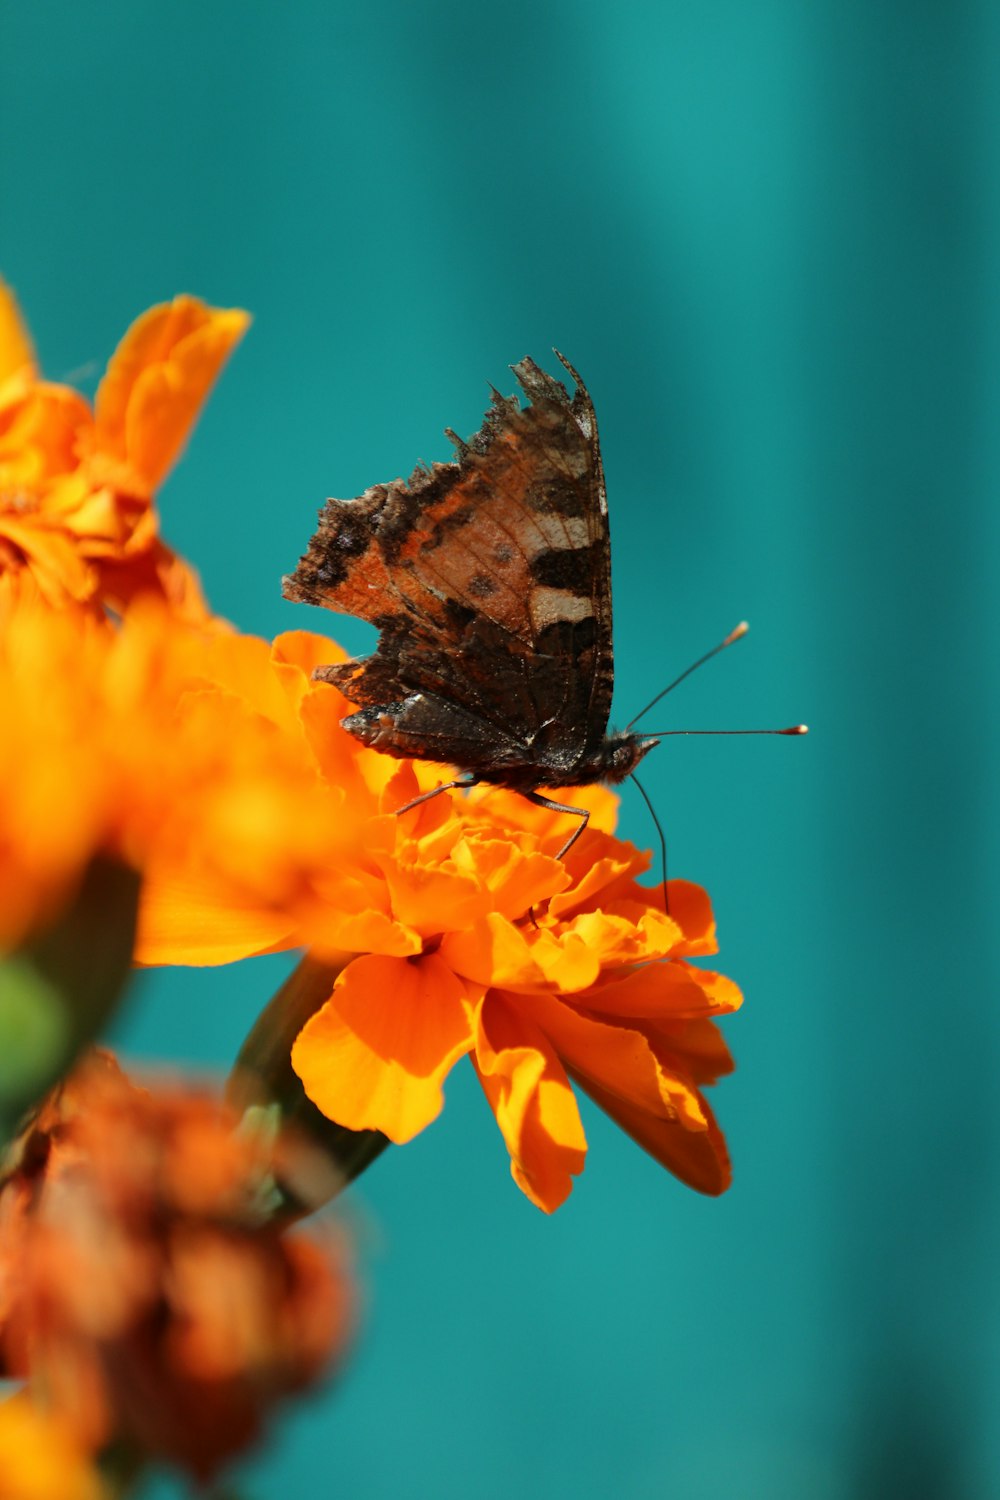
97 539 214 622
0 277 35 383
0 515 96 603
526 991 669 1119
547 846 651 920
0 1395 105 1500
94 296 249 491
299 898 422 960
665 880 719 956
377 855 486 935
643 1016 737 1085
136 868 299 965
525 927 602 991
469 782 620 844
582 960 743 1020
449 835 567 918
271 629 349 682
291 953 477 1143
572 1071 731 1195
0 384 91 490
439 913 547 990
558 907 681 968
473 992 586 1214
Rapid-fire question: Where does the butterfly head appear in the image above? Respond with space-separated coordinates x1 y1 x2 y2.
596 731 659 786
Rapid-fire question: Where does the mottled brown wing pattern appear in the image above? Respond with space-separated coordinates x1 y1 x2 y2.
283 354 616 780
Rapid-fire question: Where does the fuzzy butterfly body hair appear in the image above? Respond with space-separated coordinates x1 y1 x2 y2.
283 353 656 853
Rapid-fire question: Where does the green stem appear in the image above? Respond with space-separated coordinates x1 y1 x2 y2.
228 953 390 1222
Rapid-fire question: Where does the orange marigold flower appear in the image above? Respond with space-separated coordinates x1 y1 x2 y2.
0 599 348 961
141 633 743 1213
0 600 359 1122
0 1395 106 1500
0 277 247 615
0 1051 354 1483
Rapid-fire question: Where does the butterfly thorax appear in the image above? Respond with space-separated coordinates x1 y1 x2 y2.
468 729 659 792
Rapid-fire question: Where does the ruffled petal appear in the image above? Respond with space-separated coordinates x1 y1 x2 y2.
0 516 96 604
93 296 249 491
664 880 719 956
291 953 478 1143
473 992 587 1213
448 834 567 918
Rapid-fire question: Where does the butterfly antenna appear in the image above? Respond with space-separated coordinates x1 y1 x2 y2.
626 621 750 731
642 726 809 737
630 772 669 915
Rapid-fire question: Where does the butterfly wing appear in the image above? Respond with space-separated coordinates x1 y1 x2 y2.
283 353 615 780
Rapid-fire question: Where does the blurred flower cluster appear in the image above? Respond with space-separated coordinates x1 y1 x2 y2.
0 279 742 1494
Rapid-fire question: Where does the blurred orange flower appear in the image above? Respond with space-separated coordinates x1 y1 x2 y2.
0 1052 353 1483
142 633 743 1212
0 1395 105 1500
0 599 347 961
0 277 247 615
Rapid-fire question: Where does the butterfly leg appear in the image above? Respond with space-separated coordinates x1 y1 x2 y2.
395 777 480 817
523 792 590 861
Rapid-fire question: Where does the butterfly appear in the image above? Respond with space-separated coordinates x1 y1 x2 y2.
282 352 660 857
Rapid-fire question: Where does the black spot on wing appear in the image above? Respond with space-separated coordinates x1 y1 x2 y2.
528 477 591 519
530 544 600 594
536 614 597 658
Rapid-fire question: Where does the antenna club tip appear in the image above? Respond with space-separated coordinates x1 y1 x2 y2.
785 724 809 735
725 621 750 645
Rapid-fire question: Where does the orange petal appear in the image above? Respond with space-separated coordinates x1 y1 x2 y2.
557 906 681 968
291 953 477 1143
643 1016 737 1085
376 854 486 935
439 912 547 990
0 383 92 489
524 926 602 992
0 277 35 383
571 1070 731 1195
271 629 349 682
97 539 214 622
449 834 567 918
527 991 669 1119
0 515 97 603
664 880 719 956
547 844 650 920
136 867 299 965
94 296 250 491
473 992 587 1213
582 959 743 1020
0 1394 104 1500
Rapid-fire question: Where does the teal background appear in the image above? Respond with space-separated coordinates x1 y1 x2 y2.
3 3 996 1496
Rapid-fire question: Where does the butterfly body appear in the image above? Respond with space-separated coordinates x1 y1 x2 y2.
284 353 654 836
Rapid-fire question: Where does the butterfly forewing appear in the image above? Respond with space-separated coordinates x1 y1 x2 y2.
283 353 618 786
